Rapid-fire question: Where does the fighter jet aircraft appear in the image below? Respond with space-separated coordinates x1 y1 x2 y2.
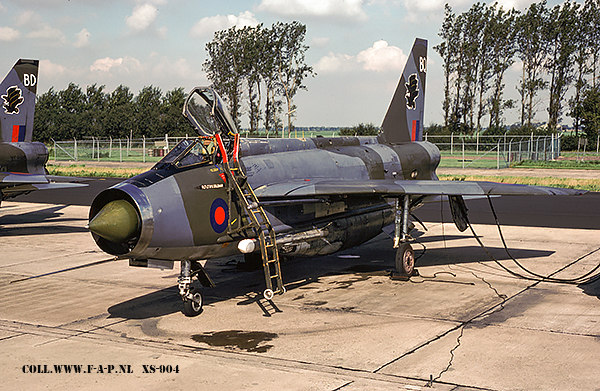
0 59 86 205
87 38 584 316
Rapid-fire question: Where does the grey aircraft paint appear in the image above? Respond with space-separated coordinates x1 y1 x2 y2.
87 38 585 316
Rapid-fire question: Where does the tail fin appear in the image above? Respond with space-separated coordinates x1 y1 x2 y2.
378 38 427 144
0 59 39 143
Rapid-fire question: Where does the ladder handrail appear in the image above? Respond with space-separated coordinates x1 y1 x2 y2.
215 134 284 298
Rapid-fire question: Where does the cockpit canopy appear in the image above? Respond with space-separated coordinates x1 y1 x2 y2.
152 137 216 170
153 87 237 171
182 87 238 137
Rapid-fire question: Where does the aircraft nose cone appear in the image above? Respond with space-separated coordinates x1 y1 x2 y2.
88 199 139 243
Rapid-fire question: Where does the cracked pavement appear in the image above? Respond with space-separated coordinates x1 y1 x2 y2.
1 193 600 390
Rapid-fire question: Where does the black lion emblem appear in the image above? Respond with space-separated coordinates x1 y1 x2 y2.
405 74 419 110
2 86 24 115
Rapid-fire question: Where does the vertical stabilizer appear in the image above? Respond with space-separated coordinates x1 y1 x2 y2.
378 39 427 144
0 59 39 143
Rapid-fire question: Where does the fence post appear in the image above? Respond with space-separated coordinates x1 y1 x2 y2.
143 136 146 163
462 139 465 169
97 137 100 162
53 139 56 161
109 137 112 158
497 141 500 169
74 138 77 161
476 132 479 155
119 139 122 163
451 133 454 155
519 139 522 162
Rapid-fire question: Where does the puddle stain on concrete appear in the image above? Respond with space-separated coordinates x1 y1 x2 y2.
191 330 278 353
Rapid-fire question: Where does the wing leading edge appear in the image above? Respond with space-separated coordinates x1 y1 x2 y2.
253 179 585 198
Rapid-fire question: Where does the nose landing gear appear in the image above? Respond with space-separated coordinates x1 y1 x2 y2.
178 259 214 317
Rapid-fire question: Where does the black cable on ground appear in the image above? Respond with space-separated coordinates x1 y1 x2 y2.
468 195 600 285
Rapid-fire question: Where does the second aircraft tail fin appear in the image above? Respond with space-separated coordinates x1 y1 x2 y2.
378 38 427 144
0 59 39 143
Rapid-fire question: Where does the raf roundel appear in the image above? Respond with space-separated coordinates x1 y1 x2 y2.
209 198 229 233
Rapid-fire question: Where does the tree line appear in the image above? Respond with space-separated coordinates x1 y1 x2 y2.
33 83 195 142
435 0 600 146
203 21 315 136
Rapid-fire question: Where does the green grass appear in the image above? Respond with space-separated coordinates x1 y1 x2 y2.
47 164 147 178
511 159 600 170
440 174 600 192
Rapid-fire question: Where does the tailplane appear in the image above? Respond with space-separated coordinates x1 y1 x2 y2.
378 38 427 144
0 59 39 143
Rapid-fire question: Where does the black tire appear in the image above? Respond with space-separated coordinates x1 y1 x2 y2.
182 287 203 317
395 243 415 276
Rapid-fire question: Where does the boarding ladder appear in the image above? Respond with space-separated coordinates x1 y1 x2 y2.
214 134 285 300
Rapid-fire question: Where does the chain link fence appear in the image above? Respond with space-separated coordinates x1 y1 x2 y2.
51 135 191 163
424 133 561 169
50 133 562 169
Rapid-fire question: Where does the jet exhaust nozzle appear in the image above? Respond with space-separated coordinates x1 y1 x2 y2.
88 199 140 243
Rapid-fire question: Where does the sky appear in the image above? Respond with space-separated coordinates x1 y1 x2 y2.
0 0 567 128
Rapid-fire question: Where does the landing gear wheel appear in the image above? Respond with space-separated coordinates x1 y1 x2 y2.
263 289 274 300
182 287 203 317
395 243 415 276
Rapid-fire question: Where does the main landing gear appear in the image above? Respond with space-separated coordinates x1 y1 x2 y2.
178 260 215 317
392 195 418 279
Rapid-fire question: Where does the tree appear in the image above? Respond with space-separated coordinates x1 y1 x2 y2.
84 84 107 138
545 0 579 131
104 85 134 139
339 123 379 136
570 0 594 134
134 85 163 137
516 1 549 127
271 21 315 136
33 88 60 142
487 5 517 130
161 87 195 136
434 4 457 132
204 27 245 128
577 86 600 149
58 82 87 139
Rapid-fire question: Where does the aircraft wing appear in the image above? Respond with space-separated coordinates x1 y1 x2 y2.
253 179 585 198
0 172 87 197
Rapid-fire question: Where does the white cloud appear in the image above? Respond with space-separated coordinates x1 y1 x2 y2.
258 0 367 22
0 26 21 41
125 3 158 32
90 57 124 73
27 23 67 44
401 0 446 13
89 56 143 75
190 11 259 39
151 57 193 79
494 0 538 11
356 40 406 72
315 52 357 73
14 10 43 27
74 28 90 48
315 40 406 74
39 59 67 79
311 37 330 47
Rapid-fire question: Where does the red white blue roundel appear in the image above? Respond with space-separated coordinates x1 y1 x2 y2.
209 198 228 233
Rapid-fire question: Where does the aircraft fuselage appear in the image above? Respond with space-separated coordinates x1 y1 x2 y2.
89 136 441 262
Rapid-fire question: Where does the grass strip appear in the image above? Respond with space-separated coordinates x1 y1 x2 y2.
47 164 147 178
47 164 599 192
440 174 600 192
